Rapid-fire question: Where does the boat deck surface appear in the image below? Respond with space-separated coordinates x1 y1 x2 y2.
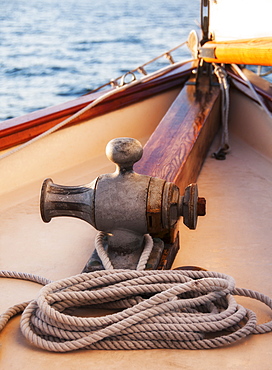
0 91 272 369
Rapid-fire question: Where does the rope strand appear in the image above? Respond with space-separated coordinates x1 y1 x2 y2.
0 269 271 352
95 232 154 271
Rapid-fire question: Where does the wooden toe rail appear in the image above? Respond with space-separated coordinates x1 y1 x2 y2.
0 62 192 151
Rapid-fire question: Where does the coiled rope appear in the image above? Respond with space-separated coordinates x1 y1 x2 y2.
0 269 272 352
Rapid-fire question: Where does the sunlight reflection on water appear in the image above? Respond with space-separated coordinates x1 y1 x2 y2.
1 0 200 121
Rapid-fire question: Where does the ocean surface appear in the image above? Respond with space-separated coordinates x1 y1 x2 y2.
1 0 200 121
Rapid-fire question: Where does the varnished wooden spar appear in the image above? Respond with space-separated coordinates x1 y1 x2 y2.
134 76 221 268
135 76 221 190
0 63 192 151
200 37 272 66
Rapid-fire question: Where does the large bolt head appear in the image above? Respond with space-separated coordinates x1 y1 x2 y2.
180 183 206 230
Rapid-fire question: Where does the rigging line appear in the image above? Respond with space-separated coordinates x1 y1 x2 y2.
89 41 189 93
135 41 188 69
0 58 195 161
0 84 136 161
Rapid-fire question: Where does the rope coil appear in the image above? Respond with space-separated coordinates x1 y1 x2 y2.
1 269 271 352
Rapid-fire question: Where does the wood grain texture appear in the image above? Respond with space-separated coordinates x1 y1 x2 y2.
134 78 220 264
135 77 221 191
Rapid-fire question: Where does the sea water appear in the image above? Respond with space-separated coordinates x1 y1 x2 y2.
1 0 200 121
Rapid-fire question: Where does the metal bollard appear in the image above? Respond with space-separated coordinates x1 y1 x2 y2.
40 137 205 270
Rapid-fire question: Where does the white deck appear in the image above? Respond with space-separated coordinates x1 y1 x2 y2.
0 89 272 369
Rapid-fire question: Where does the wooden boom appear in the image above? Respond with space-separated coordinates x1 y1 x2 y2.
200 37 272 66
